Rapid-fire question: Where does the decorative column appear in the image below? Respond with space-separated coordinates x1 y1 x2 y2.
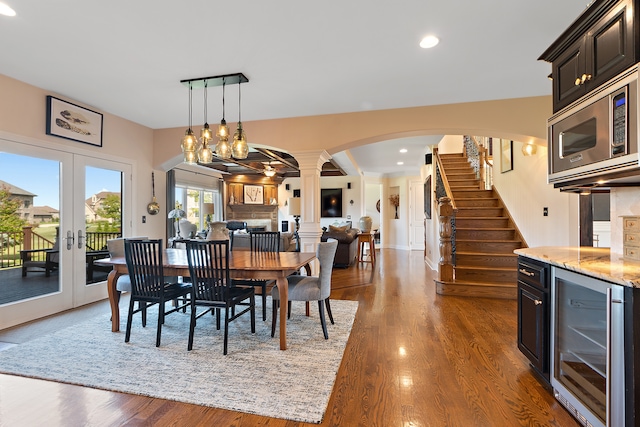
438 197 454 282
290 150 331 255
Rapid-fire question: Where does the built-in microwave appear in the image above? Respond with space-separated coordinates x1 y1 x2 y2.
548 66 640 186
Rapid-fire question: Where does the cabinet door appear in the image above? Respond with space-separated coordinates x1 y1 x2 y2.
586 0 635 90
553 37 587 112
517 282 549 377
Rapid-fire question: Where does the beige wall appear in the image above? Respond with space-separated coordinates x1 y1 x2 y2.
153 96 552 170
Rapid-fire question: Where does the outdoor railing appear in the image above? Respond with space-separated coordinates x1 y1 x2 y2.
0 227 121 269
86 231 121 251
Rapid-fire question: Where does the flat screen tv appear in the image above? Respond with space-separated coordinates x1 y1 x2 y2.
321 188 343 218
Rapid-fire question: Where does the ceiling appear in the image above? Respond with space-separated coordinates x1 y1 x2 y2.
0 0 590 176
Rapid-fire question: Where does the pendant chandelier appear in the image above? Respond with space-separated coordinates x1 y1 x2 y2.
179 73 249 164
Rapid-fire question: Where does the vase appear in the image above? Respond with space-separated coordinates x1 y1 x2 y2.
207 221 230 241
394 206 398 219
359 216 372 233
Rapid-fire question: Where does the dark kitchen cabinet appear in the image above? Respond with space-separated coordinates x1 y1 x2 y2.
540 0 637 112
517 256 550 385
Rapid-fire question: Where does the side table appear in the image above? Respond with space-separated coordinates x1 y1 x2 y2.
357 232 376 266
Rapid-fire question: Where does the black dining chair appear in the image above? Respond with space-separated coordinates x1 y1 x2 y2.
185 240 256 355
123 239 192 347
231 231 280 321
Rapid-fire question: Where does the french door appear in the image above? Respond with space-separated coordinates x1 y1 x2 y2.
0 136 131 329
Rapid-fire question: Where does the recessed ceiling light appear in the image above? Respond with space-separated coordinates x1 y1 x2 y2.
399 148 408 153
397 161 404 165
420 35 439 49
0 2 16 16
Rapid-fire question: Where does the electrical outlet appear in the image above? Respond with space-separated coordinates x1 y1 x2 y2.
142 215 146 223
543 207 548 217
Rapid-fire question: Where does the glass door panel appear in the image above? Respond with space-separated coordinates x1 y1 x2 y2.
0 142 73 329
73 157 130 307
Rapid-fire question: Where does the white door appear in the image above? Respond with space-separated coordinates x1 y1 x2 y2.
409 180 425 251
73 156 132 307
0 137 131 329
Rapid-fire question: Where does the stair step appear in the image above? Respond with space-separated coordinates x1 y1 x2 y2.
456 217 510 228
454 265 517 283
448 172 477 178
456 239 524 253
451 189 494 199
455 252 518 268
456 198 500 207
456 207 504 217
456 228 516 240
435 280 517 299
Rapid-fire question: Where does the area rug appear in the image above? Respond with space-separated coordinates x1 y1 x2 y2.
0 298 358 424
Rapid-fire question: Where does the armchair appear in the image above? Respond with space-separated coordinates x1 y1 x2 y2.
20 241 59 277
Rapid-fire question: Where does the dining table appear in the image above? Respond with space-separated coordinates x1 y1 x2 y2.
96 248 316 350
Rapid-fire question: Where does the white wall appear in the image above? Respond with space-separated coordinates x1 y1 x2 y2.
491 140 578 248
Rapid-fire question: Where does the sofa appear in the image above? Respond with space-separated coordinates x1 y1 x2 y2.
321 224 359 268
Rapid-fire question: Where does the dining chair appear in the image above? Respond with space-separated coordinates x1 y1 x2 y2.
233 231 280 321
271 239 338 339
123 239 192 347
185 240 256 355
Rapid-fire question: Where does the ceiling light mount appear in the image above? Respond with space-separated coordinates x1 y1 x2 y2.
179 73 250 164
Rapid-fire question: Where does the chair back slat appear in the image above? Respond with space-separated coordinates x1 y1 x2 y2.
186 240 230 302
124 239 166 298
250 231 280 253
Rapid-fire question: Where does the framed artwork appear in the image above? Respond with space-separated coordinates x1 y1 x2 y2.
46 96 103 147
244 185 264 204
424 175 432 219
500 139 513 173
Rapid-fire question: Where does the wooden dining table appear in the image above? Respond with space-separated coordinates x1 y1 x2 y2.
96 248 316 350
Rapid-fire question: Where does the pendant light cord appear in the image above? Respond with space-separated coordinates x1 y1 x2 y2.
222 79 226 121
188 83 193 131
203 81 208 123
238 82 242 123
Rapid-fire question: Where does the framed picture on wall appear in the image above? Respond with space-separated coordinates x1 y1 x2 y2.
46 96 103 147
244 185 264 204
424 176 432 219
500 139 513 173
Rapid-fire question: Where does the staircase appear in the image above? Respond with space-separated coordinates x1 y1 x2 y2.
436 153 526 299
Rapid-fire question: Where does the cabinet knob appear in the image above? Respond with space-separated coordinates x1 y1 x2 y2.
534 300 543 306
574 74 592 86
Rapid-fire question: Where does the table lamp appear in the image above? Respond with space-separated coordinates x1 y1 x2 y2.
168 208 186 237
288 197 301 232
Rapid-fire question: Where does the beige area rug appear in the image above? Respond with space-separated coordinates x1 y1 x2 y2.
0 298 358 424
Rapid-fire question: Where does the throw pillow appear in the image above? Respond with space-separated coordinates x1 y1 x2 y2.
329 224 348 233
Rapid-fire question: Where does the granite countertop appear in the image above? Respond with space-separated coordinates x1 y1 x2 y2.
515 246 640 288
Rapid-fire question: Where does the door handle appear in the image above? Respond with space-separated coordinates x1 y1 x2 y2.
78 229 85 249
65 230 74 250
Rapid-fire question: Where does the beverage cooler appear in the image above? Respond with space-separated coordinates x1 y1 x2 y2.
551 268 625 427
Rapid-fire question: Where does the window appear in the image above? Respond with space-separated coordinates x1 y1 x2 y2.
175 185 222 231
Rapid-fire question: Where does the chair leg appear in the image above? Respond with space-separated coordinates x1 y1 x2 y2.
156 301 164 347
188 301 197 351
287 301 292 319
223 307 230 355
125 298 135 343
271 300 278 337
251 294 256 333
140 301 147 327
216 308 221 330
325 298 334 324
318 300 328 339
261 283 267 321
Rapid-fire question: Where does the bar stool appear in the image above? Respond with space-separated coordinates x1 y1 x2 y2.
357 232 376 266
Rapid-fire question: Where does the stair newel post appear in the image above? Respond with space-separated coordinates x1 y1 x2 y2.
438 197 454 282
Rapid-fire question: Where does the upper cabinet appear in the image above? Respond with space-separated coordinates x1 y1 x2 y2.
540 0 637 112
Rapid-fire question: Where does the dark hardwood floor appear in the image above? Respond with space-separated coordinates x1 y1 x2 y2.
0 249 579 427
